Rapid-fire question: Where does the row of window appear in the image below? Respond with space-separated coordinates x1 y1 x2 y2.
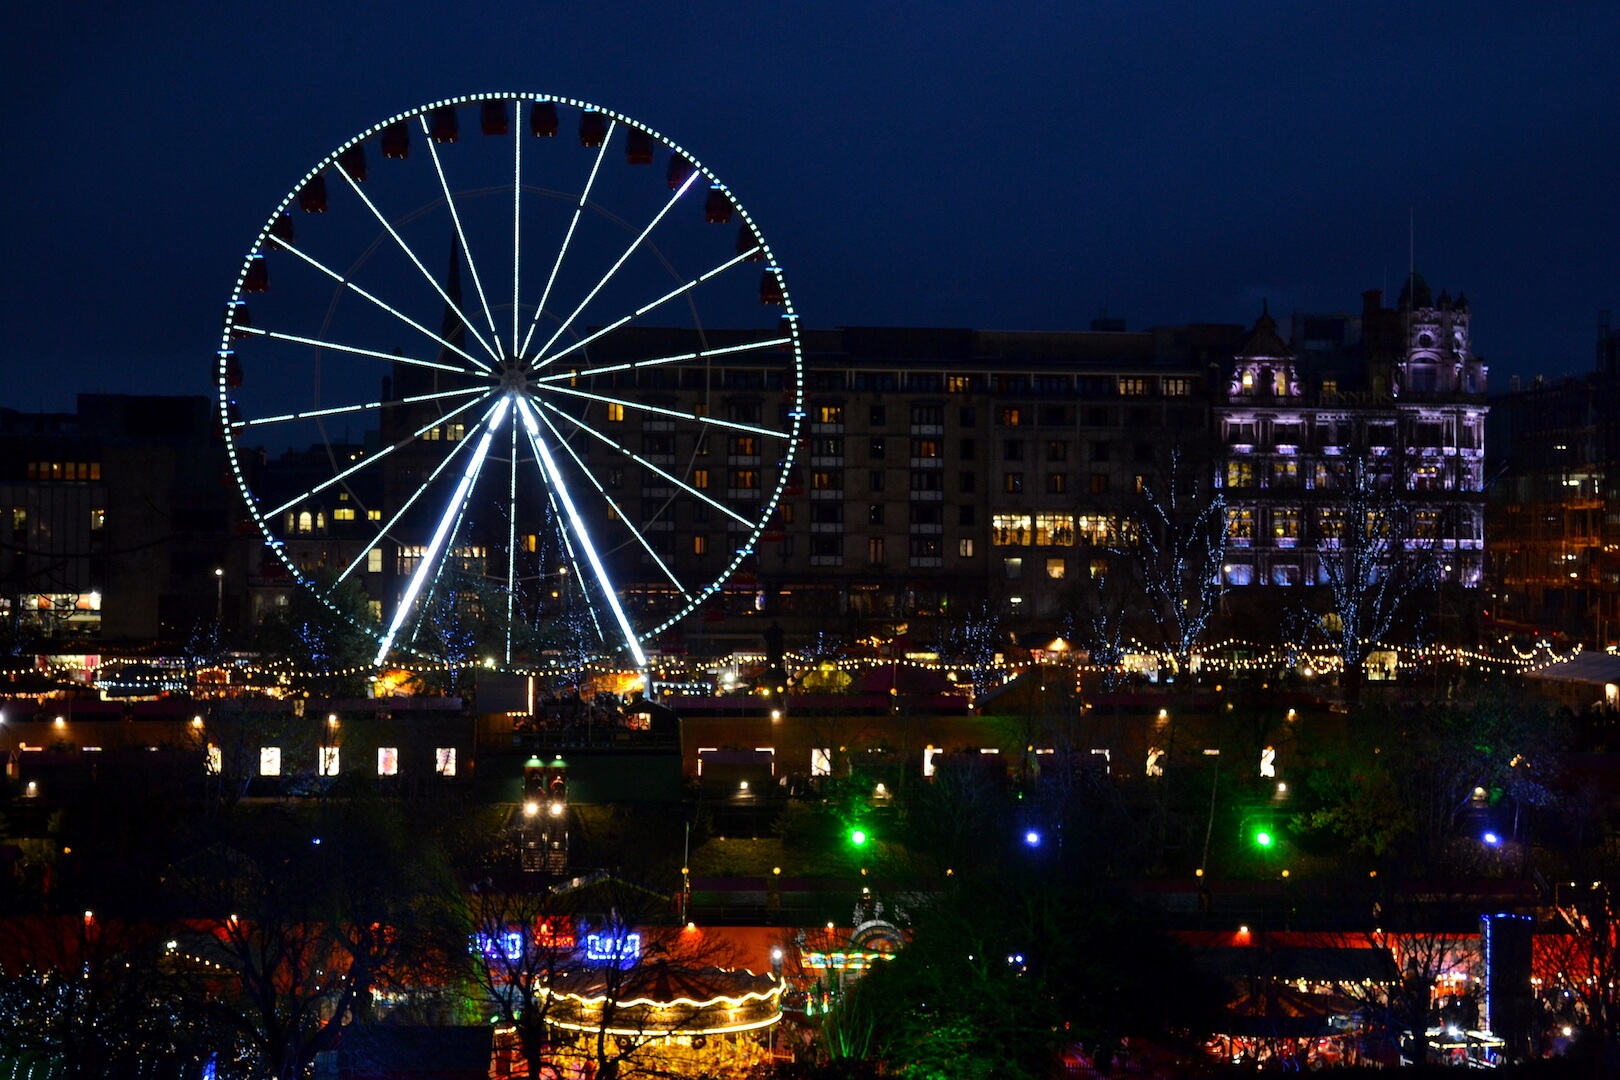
286 508 383 533
26 462 101 481
224 745 458 777
801 374 1198 397
1224 507 1450 540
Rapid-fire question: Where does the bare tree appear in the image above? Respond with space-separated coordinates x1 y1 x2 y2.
1066 552 1131 691
1110 446 1226 681
1314 455 1433 692
934 601 1002 703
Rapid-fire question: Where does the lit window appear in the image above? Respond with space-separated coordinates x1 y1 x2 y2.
693 468 709 489
959 538 974 557
693 535 708 555
868 538 884 564
446 424 464 441
1226 509 1254 539
378 748 399 776
367 509 381 521
90 508 105 531
732 470 760 490
1162 377 1193 396
1046 558 1066 580
998 407 1021 426
1118 377 1148 396
607 403 625 422
368 600 382 621
333 507 355 521
259 747 281 776
992 514 1032 545
817 405 843 424
436 748 456 777
1003 472 1023 494
297 512 313 533
1226 462 1254 487
206 745 222 775
1034 514 1074 546
314 512 326 531
367 549 383 574
1004 557 1023 578
319 747 340 776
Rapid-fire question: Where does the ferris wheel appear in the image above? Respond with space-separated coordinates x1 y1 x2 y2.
217 94 805 671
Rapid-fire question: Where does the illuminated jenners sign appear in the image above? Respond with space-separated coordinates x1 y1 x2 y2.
585 931 642 965
475 931 526 961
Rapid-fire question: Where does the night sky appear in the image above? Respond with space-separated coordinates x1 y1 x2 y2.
4 2 1617 415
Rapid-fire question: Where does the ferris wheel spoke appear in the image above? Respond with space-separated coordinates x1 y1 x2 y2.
504 421 519 664
534 245 762 373
533 335 790 385
335 422 488 584
272 237 490 372
420 116 503 356
518 121 617 360
236 326 470 375
234 386 485 430
515 398 647 668
511 102 523 357
374 397 513 665
533 407 691 600
530 169 702 364
544 492 608 649
535 398 755 528
265 392 496 519
335 165 501 368
542 384 792 440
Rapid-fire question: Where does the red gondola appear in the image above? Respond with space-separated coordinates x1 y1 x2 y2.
579 111 608 147
226 302 252 341
338 143 366 182
243 257 269 293
223 352 244 388
704 187 732 224
530 101 558 137
667 155 693 190
481 100 509 136
297 174 328 214
268 213 295 248
759 271 784 305
429 106 459 143
381 121 409 159
625 129 653 165
736 225 763 260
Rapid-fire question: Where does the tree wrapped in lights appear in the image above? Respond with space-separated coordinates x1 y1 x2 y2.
936 601 1002 702
1110 446 1226 681
1067 555 1131 691
1313 455 1432 691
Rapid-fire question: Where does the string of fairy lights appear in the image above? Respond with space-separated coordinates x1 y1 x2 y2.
0 633 1597 700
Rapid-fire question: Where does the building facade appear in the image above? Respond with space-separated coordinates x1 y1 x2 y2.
1214 282 1489 602
1486 320 1620 646
0 395 240 649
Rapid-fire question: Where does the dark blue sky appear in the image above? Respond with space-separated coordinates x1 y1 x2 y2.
4 2 1616 413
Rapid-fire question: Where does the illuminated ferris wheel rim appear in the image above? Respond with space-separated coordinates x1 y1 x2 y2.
217 92 806 672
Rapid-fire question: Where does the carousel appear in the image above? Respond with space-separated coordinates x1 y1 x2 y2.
541 964 783 1078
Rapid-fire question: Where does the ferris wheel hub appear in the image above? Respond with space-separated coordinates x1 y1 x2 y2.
496 358 533 393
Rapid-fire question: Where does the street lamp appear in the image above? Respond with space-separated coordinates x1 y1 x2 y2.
214 567 224 623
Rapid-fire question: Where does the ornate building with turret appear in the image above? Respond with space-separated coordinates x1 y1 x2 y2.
1212 278 1488 612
